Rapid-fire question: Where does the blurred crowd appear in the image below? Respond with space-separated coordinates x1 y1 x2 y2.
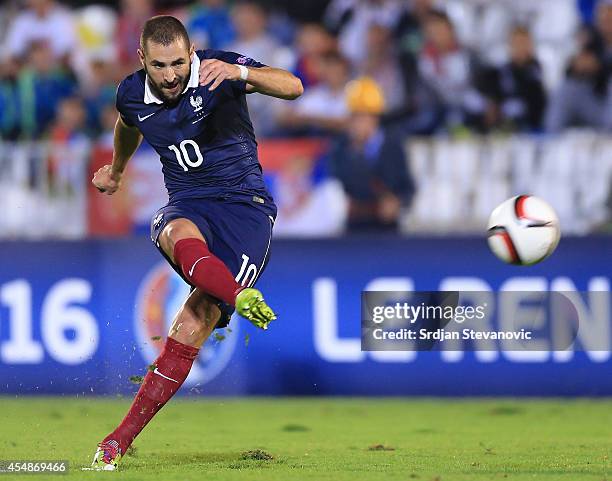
0 0 611 234
3 0 612 141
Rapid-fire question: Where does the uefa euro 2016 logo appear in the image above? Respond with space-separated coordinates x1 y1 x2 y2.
134 262 238 386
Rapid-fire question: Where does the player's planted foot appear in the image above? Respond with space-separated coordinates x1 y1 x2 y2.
91 440 122 471
236 288 277 329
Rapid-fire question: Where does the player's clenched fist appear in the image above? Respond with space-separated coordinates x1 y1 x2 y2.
199 59 243 91
92 164 122 195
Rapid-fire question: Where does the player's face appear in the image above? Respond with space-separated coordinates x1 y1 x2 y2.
139 39 194 104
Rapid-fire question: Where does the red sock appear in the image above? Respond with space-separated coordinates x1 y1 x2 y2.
173 238 244 306
104 337 199 453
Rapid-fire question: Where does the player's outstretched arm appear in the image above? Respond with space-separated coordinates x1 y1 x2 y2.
92 115 143 195
240 66 303 99
199 59 303 100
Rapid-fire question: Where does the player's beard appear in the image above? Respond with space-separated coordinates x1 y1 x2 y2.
145 66 190 105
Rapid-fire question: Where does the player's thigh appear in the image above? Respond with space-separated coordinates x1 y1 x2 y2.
206 203 275 287
159 218 206 263
168 288 222 347
151 203 214 264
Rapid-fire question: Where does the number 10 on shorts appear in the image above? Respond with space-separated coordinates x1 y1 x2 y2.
236 254 258 287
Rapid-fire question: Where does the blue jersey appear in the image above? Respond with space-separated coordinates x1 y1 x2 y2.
116 49 274 214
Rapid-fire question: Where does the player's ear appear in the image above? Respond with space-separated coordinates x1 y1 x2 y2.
137 48 145 67
189 44 195 60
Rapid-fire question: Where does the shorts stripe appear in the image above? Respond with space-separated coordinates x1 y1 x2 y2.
250 215 274 287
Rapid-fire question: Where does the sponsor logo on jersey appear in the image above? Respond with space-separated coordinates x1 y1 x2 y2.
138 112 157 122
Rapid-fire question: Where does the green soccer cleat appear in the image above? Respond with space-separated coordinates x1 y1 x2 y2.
236 288 277 329
90 440 122 471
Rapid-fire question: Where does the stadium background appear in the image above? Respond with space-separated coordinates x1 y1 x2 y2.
0 0 611 400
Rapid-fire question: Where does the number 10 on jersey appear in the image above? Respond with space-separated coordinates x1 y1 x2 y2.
169 140 204 171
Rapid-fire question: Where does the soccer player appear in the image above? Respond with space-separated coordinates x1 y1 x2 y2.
89 15 303 470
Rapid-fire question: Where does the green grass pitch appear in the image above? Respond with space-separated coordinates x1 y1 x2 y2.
2 397 610 480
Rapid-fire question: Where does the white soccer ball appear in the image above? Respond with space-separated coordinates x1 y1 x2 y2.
487 195 560 265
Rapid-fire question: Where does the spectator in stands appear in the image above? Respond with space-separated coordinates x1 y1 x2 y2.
15 41 77 139
116 0 155 76
324 0 408 68
360 23 406 114
49 97 87 143
187 0 235 50
395 0 435 76
381 0 441 134
418 10 474 131
227 1 291 67
47 96 89 195
591 0 612 63
397 0 434 42
98 103 118 148
544 0 612 132
292 23 337 89
472 26 547 132
81 53 118 134
328 77 414 232
226 1 293 137
1 0 77 73
545 37 609 131
72 5 118 86
0 76 19 139
277 52 350 136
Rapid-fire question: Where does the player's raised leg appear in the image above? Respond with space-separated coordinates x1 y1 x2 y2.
92 288 221 470
91 217 275 470
159 218 276 328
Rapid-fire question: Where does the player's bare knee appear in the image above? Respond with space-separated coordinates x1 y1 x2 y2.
159 218 206 262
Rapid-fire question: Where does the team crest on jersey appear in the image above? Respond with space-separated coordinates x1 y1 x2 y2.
190 95 203 112
236 56 249 65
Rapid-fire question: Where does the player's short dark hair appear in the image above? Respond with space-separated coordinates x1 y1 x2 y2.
140 16 190 52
